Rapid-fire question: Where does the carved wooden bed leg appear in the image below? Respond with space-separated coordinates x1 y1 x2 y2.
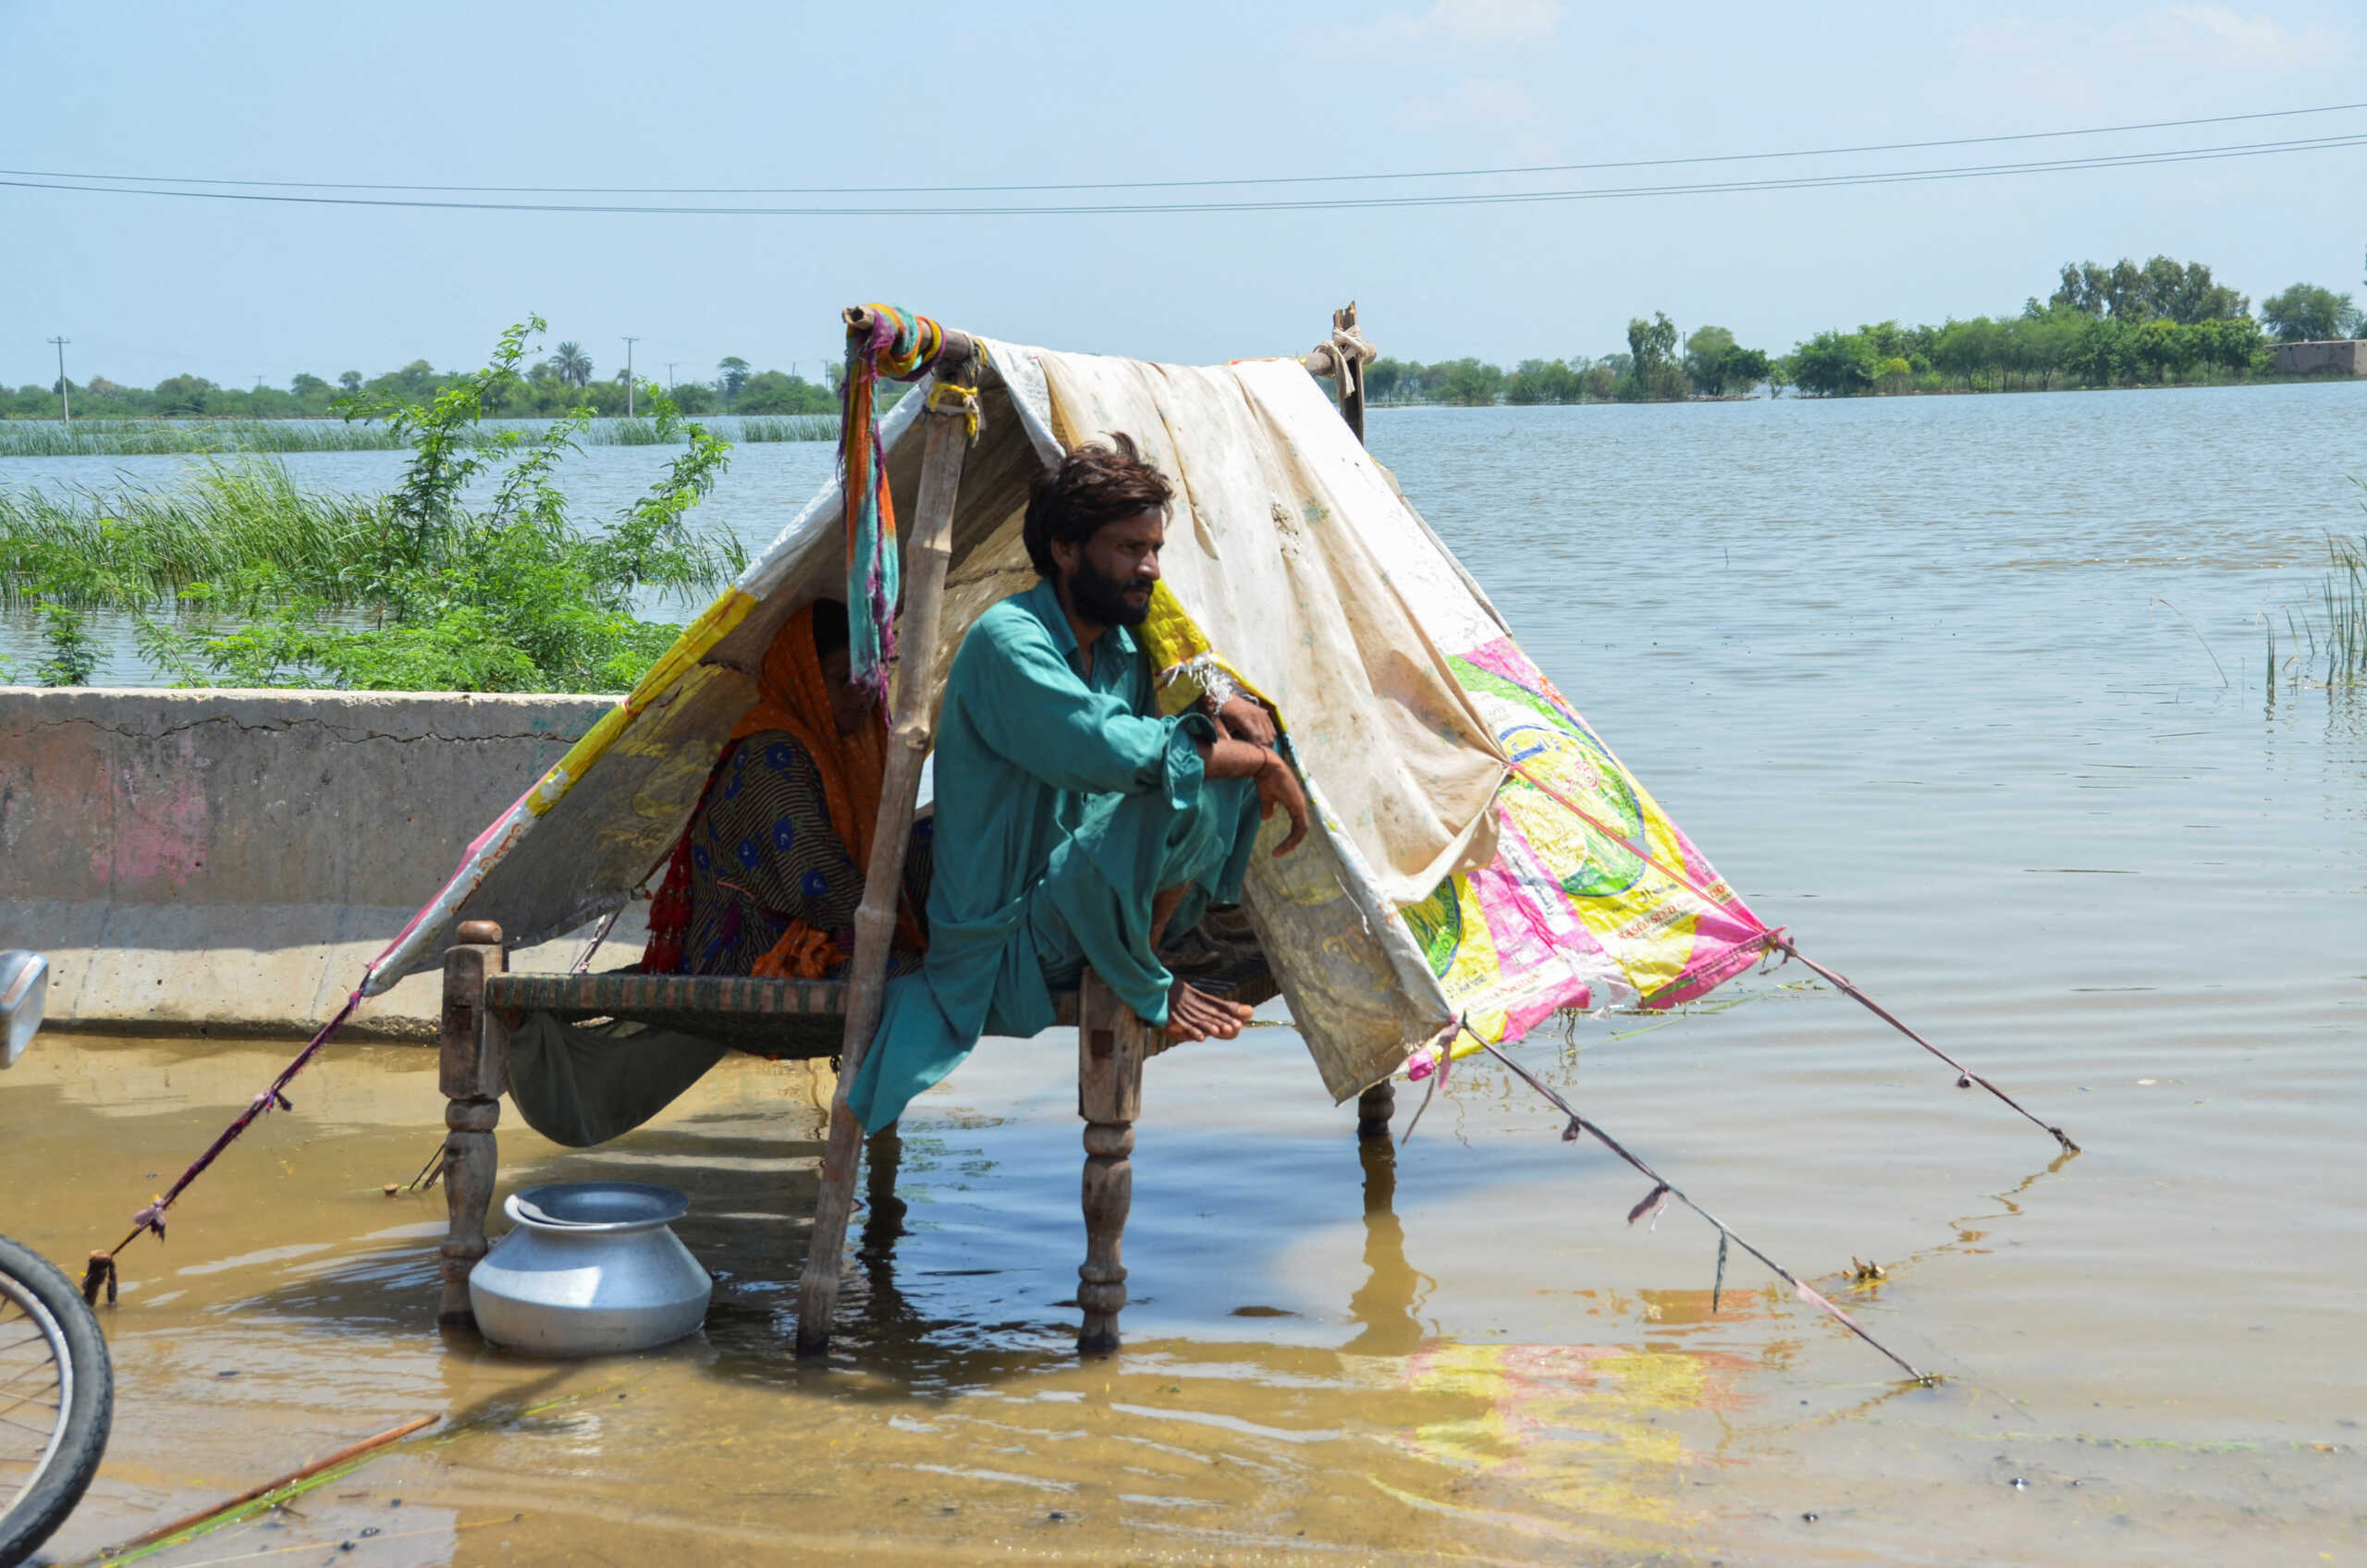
438 919 509 1328
1076 971 1147 1356
1356 1080 1396 1142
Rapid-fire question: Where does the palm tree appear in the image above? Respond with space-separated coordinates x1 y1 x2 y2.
550 341 593 388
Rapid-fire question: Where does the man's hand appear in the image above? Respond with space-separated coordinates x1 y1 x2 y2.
1254 748 1309 857
1199 735 1310 856
1216 693 1278 747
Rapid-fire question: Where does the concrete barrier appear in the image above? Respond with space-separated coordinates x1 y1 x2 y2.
0 687 649 1039
2268 339 2367 377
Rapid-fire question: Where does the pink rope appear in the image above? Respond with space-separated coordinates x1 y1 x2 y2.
1500 757 2076 1154
1473 1029 1933 1384
84 986 366 1304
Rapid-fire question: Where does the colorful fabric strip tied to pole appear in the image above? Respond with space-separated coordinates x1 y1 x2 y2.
840 304 952 698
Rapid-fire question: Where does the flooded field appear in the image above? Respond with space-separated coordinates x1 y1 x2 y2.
4 382 2365 1563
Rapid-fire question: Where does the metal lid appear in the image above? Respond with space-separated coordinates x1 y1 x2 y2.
504 1181 689 1233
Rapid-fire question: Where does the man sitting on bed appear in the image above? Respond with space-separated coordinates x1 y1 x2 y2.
846 433 1308 1133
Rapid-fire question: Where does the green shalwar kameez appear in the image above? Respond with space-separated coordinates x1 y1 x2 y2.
847 580 1260 1133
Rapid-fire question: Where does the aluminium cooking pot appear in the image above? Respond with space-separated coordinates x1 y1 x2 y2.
469 1182 711 1356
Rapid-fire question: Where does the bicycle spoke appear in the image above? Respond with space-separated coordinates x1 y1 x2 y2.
0 1387 60 1420
0 1354 63 1387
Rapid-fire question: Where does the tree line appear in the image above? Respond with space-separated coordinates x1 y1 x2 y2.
11 254 2361 421
1362 255 2362 404
2 344 843 422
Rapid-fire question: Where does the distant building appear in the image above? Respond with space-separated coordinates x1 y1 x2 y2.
2269 339 2367 377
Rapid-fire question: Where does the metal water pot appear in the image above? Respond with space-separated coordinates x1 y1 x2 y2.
469 1182 712 1356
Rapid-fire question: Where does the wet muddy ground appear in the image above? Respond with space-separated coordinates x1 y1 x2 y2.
7 1000 2360 1566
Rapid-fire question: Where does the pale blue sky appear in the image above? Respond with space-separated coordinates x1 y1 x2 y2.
3 0 2361 391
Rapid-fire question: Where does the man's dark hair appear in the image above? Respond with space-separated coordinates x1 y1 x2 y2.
1023 432 1173 579
810 598 850 661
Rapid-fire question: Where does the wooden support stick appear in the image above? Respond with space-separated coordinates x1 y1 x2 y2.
1331 304 1387 1141
794 338 976 1357
1075 971 1146 1355
841 305 975 368
437 920 508 1328
1333 301 1367 444
96 1415 439 1559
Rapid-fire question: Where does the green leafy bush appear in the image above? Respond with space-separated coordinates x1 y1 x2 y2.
1 316 746 692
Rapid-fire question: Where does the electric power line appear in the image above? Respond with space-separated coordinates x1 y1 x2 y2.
0 131 2361 217
4 100 2364 197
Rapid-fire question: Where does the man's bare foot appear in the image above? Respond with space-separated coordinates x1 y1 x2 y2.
1160 981 1254 1045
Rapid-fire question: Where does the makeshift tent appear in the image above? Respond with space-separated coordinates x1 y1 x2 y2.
73 312 2064 1378
367 338 1766 1099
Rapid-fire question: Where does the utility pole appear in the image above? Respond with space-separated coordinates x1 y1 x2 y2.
664 361 679 390
47 337 70 423
621 336 640 418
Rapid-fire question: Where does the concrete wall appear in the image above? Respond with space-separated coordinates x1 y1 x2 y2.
2269 339 2367 377
0 688 647 1039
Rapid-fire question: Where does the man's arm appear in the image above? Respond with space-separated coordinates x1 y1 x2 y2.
960 611 1196 797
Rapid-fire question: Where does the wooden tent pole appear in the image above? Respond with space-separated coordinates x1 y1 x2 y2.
1316 300 1394 1140
795 331 975 1357
1333 300 1367 444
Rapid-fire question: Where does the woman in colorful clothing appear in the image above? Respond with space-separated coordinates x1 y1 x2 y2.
507 600 927 1147
643 598 930 979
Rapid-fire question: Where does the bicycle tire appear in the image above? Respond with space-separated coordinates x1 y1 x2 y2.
0 1236 112 1568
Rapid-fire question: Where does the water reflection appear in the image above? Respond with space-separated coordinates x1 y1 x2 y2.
1344 1135 1429 1356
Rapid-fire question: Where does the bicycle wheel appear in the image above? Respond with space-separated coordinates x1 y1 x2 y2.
0 1236 112 1568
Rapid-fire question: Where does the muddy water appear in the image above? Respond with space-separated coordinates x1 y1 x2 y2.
6 384 2367 1563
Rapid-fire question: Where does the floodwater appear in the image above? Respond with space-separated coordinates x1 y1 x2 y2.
5 383 2366 1564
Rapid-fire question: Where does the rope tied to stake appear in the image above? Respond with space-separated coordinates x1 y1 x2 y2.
1492 754 2078 1155
82 986 365 1305
1463 1022 1936 1384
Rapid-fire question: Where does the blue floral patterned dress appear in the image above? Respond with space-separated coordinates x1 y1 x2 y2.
676 730 931 977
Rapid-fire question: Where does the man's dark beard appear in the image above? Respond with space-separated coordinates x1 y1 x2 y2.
1063 555 1150 628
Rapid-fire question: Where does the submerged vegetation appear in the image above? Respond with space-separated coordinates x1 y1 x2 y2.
0 318 746 692
0 410 836 458
6 342 844 425
2268 496 2367 695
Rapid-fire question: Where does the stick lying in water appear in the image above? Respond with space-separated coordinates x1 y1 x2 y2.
88 1414 438 1562
1474 1034 1936 1385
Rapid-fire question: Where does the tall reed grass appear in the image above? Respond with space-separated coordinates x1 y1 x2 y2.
0 411 840 458
0 460 381 612
2265 483 2366 693
0 419 406 457
2323 529 2365 683
728 414 836 443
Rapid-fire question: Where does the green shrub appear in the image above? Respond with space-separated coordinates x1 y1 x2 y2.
1 316 745 692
